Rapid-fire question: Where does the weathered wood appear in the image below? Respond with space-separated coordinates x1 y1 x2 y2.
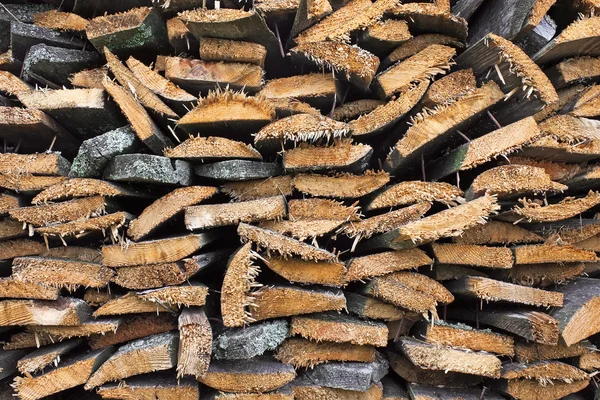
86 7 169 58
17 339 82 374
381 34 463 70
199 357 295 393
534 16 600 66
0 278 58 300
446 308 559 345
501 360 588 383
35 212 130 242
32 178 143 204
249 285 346 322
384 82 504 173
213 319 289 360
432 243 514 269
112 261 201 290
128 186 217 240
452 0 486 20
390 3 468 41
500 191 600 223
276 337 375 368
0 298 91 326
10 21 86 61
165 136 262 162
13 347 114 400
290 0 332 39
32 320 120 341
421 68 477 108
292 170 389 199
88 315 175 350
514 244 598 264
104 154 192 185
345 292 407 321
283 141 372 174
195 160 282 181
427 117 544 181
290 312 388 347
397 337 501 378
506 262 586 287
515 340 591 363
332 99 384 122
199 37 267 67
177 307 211 379
259 73 341 110
493 378 590 400
453 221 543 245
373 45 455 100
290 41 379 91
93 293 173 317
0 153 69 176
39 246 102 263
358 19 412 57
98 374 199 400
0 239 46 260
9 196 107 227
292 380 383 400
222 175 294 201
365 181 463 211
137 283 208 308
85 332 178 389
0 4 53 53
262 256 347 286
408 383 504 400
165 56 264 93
12 256 114 290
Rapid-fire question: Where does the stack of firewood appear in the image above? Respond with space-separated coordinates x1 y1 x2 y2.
0 0 600 399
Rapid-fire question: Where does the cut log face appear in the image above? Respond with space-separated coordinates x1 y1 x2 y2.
32 10 88 33
514 340 591 363
290 41 380 90
445 276 563 307
347 249 432 283
262 256 347 286
390 3 468 41
165 56 264 93
199 37 267 67
0 297 91 326
421 68 477 107
345 292 409 322
546 56 600 89
9 196 106 227
16 338 82 374
102 233 219 267
534 16 600 66
283 141 373 174
128 186 218 241
275 338 376 367
0 174 67 192
88 315 175 350
0 278 59 300
385 82 504 173
35 212 130 241
13 347 114 400
397 337 502 378
373 44 456 100
97 374 199 400
137 283 209 308
290 312 388 347
453 221 543 245
248 286 346 322
292 170 390 198
501 360 589 383
259 73 341 109
0 153 70 176
501 191 600 223
292 381 383 400
93 293 172 317
195 160 282 181
199 357 295 393
177 307 211 379
494 378 590 400
358 19 412 57
514 244 598 264
360 276 439 316
32 178 142 205
222 175 294 201
86 7 170 57
414 320 515 356
382 34 464 70
213 319 289 360
407 383 504 400
69 67 108 89
84 332 179 390
432 243 514 269
178 89 275 136
366 181 464 211
466 165 567 200
185 195 286 230
164 136 262 162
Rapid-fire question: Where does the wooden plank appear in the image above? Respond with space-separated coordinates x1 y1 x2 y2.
501 191 600 223
195 160 282 181
275 338 375 367
93 293 173 317
32 178 144 204
33 10 88 33
137 283 208 308
514 244 598 264
221 175 294 201
213 319 289 360
453 221 544 245
259 73 341 110
0 152 70 176
357 19 412 57
365 181 463 211
0 298 91 326
493 378 590 400
35 212 130 242
292 381 382 400
31 319 121 340
88 314 176 350
432 243 513 269
262 256 347 286
164 136 262 162
506 262 585 287
534 16 600 66
177 307 211 379
292 170 389 199
9 196 107 227
283 141 372 173
10 21 86 61
332 99 384 121
408 383 504 400
0 239 46 260
111 261 202 289
85 332 178 389
0 278 58 300
390 3 468 41
69 67 108 89
381 34 464 70
103 153 192 185
515 340 591 362
199 37 267 67
290 0 332 38
501 360 588 382
546 56 600 89
345 292 409 321
421 68 477 108
0 219 26 240
0 174 66 192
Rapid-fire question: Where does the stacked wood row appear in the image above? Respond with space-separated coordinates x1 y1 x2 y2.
0 0 599 399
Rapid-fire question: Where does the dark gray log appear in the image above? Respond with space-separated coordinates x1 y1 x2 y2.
213 319 289 360
70 126 140 178
381 376 409 400
467 0 537 45
195 160 282 181
103 154 193 186
452 0 486 21
516 15 557 56
183 249 233 279
0 349 27 380
0 4 53 53
10 21 86 61
22 44 102 87
299 351 388 391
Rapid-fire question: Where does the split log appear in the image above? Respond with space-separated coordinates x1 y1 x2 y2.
112 261 203 290
178 89 275 136
10 21 86 61
198 357 295 393
0 219 26 240
185 195 286 230
390 3 468 40
238 223 337 262
381 34 463 70
453 221 543 245
103 154 192 186
13 347 114 400
33 10 88 33
262 256 347 286
349 80 429 138
137 283 208 308
0 153 70 176
128 186 217 241
0 278 58 300
514 244 597 264
195 160 282 181
165 56 264 93
372 45 455 100
88 315 176 350
248 286 346 322
69 67 108 89
32 178 143 204
357 19 412 57
98 374 199 400
431 243 514 269
421 68 477 108
361 195 499 250
84 332 179 389
102 80 174 155
515 340 591 363
501 191 600 223
506 262 586 287
17 88 125 139
501 360 588 382
9 196 107 227
259 73 341 109
290 0 332 39
283 141 372 173
0 107 80 156
34 212 130 242
550 277 600 345
534 16 600 66
222 175 294 201
0 239 46 260
445 276 563 307
17 339 82 374
546 56 600 89
292 171 389 198
493 378 590 400
275 338 376 367
199 37 267 67
290 41 380 91
12 257 114 290
332 99 384 122
86 7 170 57
446 308 559 345
0 298 91 326
93 293 173 317
397 337 501 378
466 165 567 200
413 320 514 356
365 181 463 211
213 319 289 360
426 117 544 181
384 81 504 173
292 381 382 400
345 292 408 321
165 136 262 162
177 307 211 379
0 174 67 192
